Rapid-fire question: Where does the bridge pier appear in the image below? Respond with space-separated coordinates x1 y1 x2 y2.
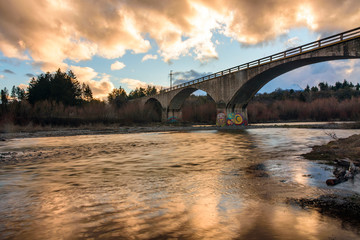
165 108 182 122
232 106 248 124
161 108 168 122
215 108 248 126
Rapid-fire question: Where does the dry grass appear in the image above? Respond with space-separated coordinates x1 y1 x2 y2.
248 97 360 122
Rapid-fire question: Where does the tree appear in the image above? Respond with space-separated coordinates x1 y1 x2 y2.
28 74 51 104
311 86 318 92
108 87 127 108
9 85 26 101
128 87 146 100
28 69 82 106
11 86 17 100
318 82 329 91
1 88 9 105
334 81 342 90
15 87 26 101
145 85 157 96
82 83 93 101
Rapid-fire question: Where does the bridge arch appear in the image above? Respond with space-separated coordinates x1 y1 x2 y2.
227 57 360 111
168 87 217 110
144 97 163 122
167 87 217 122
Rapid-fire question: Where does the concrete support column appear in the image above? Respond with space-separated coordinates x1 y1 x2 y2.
167 109 182 122
161 108 168 122
232 106 248 123
216 101 226 114
216 102 248 126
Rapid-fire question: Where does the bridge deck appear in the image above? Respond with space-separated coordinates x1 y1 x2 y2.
160 27 360 94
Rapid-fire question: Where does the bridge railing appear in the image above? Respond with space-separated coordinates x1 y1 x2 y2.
161 26 360 93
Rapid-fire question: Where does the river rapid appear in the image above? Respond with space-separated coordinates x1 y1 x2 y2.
0 128 359 239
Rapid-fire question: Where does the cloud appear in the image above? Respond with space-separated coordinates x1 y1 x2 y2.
120 78 149 90
25 73 35 78
0 0 360 68
70 66 114 100
120 78 162 91
172 69 211 85
285 37 301 49
3 69 15 74
110 61 125 71
18 83 28 89
0 58 22 66
142 54 158 62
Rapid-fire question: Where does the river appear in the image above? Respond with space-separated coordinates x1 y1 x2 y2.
0 128 359 239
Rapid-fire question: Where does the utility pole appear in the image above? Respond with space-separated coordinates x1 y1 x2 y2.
169 70 173 88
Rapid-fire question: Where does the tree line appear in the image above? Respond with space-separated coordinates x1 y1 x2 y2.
0 69 160 127
252 80 360 103
107 85 158 108
1 69 93 106
1 69 158 107
1 68 360 126
248 80 360 122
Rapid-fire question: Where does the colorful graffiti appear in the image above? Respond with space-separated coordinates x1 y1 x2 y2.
216 112 248 127
216 113 226 127
167 116 179 123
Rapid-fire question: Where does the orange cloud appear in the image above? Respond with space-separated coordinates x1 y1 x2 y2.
70 66 114 100
142 54 158 62
0 0 359 68
120 78 163 91
111 61 126 70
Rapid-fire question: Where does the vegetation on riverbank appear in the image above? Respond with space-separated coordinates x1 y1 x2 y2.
248 80 360 122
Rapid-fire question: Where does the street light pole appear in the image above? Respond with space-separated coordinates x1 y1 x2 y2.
169 70 173 88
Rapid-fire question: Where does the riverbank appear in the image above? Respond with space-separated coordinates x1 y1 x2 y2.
291 134 360 225
302 133 360 166
1 121 359 140
287 194 360 225
0 123 220 140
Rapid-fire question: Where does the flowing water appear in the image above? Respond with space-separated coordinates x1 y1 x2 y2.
0 128 360 239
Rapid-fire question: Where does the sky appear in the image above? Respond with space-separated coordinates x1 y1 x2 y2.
0 0 360 99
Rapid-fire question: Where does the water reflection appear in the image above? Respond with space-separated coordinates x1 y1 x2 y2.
0 128 360 239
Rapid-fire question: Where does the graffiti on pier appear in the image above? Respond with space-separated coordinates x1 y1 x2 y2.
168 116 178 123
216 112 247 127
216 113 226 127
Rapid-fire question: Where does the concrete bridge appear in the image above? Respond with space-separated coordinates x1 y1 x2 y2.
139 27 360 125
